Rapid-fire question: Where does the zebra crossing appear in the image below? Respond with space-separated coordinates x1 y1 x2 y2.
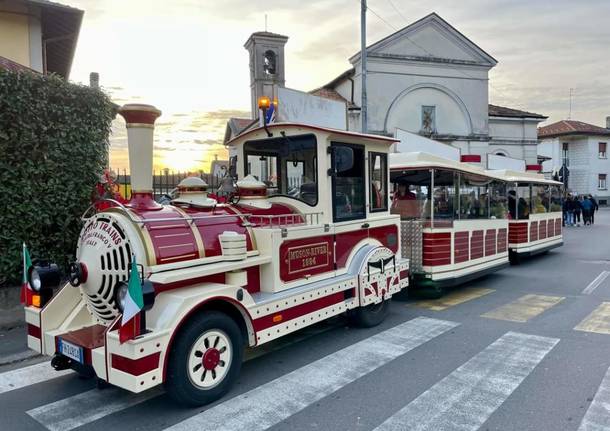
0 312 607 431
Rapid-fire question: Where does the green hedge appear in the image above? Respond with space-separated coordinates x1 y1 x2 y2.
0 70 116 285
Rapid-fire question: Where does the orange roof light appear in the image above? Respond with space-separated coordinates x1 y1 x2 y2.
258 96 271 110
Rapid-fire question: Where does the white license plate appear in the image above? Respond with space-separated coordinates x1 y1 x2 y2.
59 339 83 363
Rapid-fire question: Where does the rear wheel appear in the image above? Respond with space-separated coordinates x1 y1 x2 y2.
165 311 243 406
349 300 390 328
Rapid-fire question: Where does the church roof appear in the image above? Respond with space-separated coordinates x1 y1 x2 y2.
489 104 547 119
309 86 357 108
223 117 258 144
349 12 497 67
538 120 610 139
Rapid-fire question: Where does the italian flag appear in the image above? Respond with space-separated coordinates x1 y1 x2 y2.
21 243 32 304
119 260 144 344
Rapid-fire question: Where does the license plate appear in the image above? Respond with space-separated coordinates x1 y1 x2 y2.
58 339 83 363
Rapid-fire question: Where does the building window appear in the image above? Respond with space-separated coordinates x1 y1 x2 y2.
599 174 607 190
562 142 569 167
263 50 276 76
599 142 607 159
421 106 436 134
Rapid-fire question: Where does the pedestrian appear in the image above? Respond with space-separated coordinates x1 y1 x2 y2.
582 195 593 225
589 194 599 224
565 195 575 226
574 195 583 226
562 196 568 227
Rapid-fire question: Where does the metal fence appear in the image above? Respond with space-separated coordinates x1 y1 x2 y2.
112 168 227 200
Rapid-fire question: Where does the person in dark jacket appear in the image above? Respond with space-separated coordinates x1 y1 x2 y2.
582 196 593 225
574 195 583 226
589 195 599 224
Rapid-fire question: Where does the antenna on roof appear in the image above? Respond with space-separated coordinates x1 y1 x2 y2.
265 14 268 32
568 88 574 119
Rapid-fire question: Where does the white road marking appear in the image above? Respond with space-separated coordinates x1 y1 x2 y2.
374 331 559 431
165 317 459 431
578 366 610 430
27 387 163 431
582 271 610 294
0 361 71 395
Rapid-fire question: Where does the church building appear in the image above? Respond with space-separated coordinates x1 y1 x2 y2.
227 13 546 169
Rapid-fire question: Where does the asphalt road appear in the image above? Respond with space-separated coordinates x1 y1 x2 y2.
2 210 610 431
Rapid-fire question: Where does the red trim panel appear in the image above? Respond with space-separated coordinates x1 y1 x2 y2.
111 352 161 376
423 232 451 266
461 155 482 163
335 229 368 268
153 273 225 294
485 229 496 256
252 292 346 331
27 323 41 339
530 221 538 242
509 223 528 244
279 236 335 282
497 228 507 253
454 231 469 263
539 220 547 240
555 219 562 236
547 219 554 237
470 230 484 260
369 224 399 254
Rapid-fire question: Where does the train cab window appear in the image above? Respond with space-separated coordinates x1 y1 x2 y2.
390 169 430 220
432 170 457 225
531 184 550 213
490 181 508 219
508 184 531 219
244 134 318 206
369 152 388 212
458 173 490 219
550 185 562 211
331 143 365 222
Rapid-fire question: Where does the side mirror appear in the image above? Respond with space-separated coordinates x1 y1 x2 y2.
328 146 354 176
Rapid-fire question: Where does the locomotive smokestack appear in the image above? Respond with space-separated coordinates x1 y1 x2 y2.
118 104 162 210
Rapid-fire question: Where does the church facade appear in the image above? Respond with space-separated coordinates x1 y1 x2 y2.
227 13 546 168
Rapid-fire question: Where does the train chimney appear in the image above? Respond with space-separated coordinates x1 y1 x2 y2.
118 104 162 210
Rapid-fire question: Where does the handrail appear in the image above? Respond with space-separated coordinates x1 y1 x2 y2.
82 200 323 228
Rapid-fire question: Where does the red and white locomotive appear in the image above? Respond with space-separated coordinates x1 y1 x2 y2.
23 104 409 406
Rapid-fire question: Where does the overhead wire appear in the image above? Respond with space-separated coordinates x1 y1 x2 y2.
356 0 530 111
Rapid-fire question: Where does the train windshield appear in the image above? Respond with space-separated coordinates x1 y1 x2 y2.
244 134 318 206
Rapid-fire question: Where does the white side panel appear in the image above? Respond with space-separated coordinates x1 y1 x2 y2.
487 153 526 171
277 87 346 130
394 128 460 161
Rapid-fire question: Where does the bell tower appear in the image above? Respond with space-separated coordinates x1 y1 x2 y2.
244 31 289 119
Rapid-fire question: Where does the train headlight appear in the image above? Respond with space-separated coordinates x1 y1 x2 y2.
115 281 129 312
28 268 42 292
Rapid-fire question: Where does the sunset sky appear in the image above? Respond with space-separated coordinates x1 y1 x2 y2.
64 0 610 172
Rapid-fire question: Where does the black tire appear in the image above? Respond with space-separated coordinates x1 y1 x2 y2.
391 288 410 301
349 300 390 328
165 311 244 406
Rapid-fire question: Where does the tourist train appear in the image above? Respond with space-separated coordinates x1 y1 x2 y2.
22 102 562 406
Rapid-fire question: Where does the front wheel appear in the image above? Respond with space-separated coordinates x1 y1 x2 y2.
165 311 244 406
348 300 390 328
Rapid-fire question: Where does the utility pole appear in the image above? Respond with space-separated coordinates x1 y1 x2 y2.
360 0 367 133
568 88 574 119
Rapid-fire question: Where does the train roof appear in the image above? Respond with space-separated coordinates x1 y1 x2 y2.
225 123 399 147
390 152 504 180
486 169 563 185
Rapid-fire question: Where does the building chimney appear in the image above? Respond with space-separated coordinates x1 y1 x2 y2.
606 116 610 129
118 104 162 210
89 72 99 89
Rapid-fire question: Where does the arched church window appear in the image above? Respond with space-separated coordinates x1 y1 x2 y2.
263 50 276 76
